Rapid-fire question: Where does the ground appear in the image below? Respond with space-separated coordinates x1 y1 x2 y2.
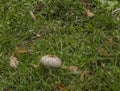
0 0 120 91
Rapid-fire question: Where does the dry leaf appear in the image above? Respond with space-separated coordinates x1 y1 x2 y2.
53 83 64 91
10 56 19 68
53 83 70 91
69 66 78 74
86 9 94 18
29 11 36 21
80 71 89 82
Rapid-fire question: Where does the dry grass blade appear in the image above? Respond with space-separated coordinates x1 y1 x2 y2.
29 11 36 21
10 56 19 68
111 8 120 21
80 70 89 82
112 8 120 14
14 48 28 54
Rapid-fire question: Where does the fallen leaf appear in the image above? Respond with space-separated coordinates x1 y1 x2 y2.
53 83 70 91
29 10 36 21
80 71 89 82
69 66 78 74
53 83 64 91
85 9 94 18
10 56 19 68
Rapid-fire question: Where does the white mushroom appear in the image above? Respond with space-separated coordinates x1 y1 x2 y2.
40 54 62 68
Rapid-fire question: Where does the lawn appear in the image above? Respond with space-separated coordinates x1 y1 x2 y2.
0 0 120 91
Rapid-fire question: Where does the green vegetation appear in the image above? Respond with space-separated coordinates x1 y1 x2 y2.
0 0 120 90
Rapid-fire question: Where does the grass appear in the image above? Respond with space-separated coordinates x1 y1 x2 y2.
0 0 120 90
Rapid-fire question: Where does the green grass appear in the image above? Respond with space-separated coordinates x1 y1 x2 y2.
0 0 120 90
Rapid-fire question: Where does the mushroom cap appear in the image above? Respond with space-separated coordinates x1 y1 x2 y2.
40 55 62 67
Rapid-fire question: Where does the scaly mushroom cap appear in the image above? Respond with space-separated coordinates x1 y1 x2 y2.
40 55 62 68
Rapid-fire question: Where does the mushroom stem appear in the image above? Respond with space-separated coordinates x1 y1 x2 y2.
49 68 55 77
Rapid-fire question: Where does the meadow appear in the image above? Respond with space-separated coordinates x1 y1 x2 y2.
0 0 120 90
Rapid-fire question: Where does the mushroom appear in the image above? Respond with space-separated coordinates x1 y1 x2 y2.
40 54 62 68
40 55 80 75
